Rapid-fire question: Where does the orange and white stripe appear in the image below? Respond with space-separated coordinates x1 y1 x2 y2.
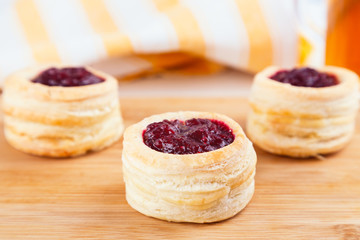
182 0 250 69
104 0 179 53
34 0 106 64
0 2 35 80
0 0 299 84
258 0 298 67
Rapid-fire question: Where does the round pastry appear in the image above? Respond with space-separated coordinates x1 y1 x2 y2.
247 66 359 158
122 111 257 223
2 65 124 157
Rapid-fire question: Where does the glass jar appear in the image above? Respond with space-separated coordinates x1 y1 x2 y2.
326 0 360 75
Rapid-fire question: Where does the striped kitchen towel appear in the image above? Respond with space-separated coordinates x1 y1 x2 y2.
0 0 299 84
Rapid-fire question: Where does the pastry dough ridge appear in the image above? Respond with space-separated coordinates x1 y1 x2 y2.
2 65 124 157
122 111 257 223
247 66 359 157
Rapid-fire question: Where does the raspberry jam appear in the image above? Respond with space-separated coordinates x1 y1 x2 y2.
143 118 235 155
32 67 105 87
269 67 339 88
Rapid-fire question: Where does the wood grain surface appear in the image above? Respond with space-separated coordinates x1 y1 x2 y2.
0 98 360 240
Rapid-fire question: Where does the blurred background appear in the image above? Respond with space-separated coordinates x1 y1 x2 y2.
0 0 358 97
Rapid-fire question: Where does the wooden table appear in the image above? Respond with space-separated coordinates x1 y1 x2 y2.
1 98 360 239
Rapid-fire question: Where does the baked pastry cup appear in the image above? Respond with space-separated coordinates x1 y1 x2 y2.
122 111 257 223
247 66 359 158
2 65 124 157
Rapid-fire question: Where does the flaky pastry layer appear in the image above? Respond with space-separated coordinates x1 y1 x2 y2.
122 111 257 223
2 65 124 157
247 66 359 157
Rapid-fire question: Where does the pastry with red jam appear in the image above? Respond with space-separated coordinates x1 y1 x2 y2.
122 111 256 223
2 65 124 157
247 66 359 158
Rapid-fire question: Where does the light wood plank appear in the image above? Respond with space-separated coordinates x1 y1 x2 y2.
0 98 359 239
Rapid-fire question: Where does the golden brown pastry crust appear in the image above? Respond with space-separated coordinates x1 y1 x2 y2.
247 66 359 158
2 65 124 157
122 111 257 223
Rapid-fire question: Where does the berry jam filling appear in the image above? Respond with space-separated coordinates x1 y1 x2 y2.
32 67 105 87
143 118 235 155
269 67 339 88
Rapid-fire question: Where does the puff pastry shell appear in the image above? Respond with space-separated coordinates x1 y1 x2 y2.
247 66 359 158
2 65 124 157
122 111 257 223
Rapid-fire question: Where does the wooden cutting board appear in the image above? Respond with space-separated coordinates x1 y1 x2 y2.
1 97 359 240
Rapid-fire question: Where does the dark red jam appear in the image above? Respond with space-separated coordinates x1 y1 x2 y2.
143 118 235 155
32 67 105 87
269 67 339 88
